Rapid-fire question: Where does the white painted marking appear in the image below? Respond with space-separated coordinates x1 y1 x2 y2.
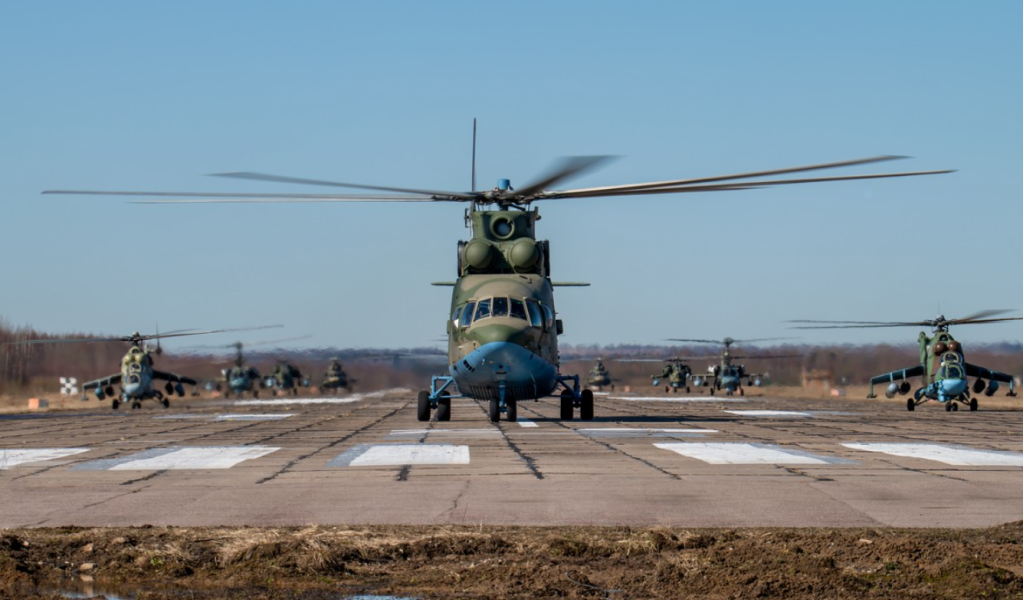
611 396 746 402
234 388 409 406
578 428 717 433
592 391 610 396
655 442 831 464
109 446 279 470
388 428 498 437
0 448 89 469
213 414 295 421
724 410 812 417
350 444 469 466
517 419 539 427
842 443 1024 466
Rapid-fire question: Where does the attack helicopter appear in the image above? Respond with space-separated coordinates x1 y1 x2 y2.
665 337 801 396
265 360 310 396
788 311 1020 412
45 122 951 423
10 327 269 409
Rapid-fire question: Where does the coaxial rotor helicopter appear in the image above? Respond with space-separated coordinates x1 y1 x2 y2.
664 337 801 396
10 326 273 409
788 311 1020 411
45 123 951 422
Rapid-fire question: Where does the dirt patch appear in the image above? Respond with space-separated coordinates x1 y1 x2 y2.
1 523 1020 599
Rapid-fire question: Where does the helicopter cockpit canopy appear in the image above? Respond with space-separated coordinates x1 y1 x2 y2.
453 297 553 330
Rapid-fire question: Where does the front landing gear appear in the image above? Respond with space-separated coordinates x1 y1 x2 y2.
417 376 462 422
555 375 594 421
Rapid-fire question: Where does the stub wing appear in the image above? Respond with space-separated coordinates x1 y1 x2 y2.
153 370 198 386
869 365 924 386
82 374 122 390
963 363 1015 384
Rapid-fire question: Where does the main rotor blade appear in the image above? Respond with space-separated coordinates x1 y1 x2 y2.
946 317 1022 326
947 309 1017 323
548 169 954 199
548 155 908 197
787 323 925 329
211 172 478 199
45 191 441 203
513 156 616 199
145 324 284 341
6 337 126 345
731 354 803 360
666 339 726 345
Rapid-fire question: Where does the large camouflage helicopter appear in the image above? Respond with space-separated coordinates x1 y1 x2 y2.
46 124 951 422
665 337 801 396
789 311 1020 412
10 327 266 409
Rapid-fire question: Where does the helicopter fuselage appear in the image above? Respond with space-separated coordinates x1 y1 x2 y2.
447 274 561 401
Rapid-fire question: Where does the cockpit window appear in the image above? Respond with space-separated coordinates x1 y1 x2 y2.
492 297 509 317
475 298 491 321
459 302 475 327
510 298 527 320
527 301 544 328
451 305 463 327
542 305 554 329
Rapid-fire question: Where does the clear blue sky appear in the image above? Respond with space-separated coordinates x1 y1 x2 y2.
1 1 1020 351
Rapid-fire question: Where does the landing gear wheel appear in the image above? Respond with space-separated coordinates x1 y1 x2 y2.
488 399 500 423
951 402 959 412
906 398 915 411
416 391 431 422
580 389 594 421
161 398 170 409
437 393 452 422
969 398 978 411
945 402 953 412
739 388 744 397
709 388 715 396
131 402 141 410
685 386 691 394
505 399 517 422
664 385 670 394
560 391 574 420
111 399 120 410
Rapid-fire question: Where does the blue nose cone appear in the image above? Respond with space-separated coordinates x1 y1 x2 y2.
721 376 740 390
940 378 967 398
123 382 142 397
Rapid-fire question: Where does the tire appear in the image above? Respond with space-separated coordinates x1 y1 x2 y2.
506 399 518 422
709 388 715 396
969 398 978 411
111 399 120 410
952 403 959 412
945 402 953 412
906 398 915 411
417 391 431 422
560 391 574 420
580 389 594 421
488 399 500 423
685 387 690 394
161 398 170 409
739 388 744 397
437 395 452 422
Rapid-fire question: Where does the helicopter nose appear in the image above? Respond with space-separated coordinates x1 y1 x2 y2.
940 378 967 397
468 322 529 346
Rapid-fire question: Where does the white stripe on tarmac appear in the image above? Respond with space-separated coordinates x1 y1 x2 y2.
349 444 469 466
655 442 836 464
389 429 498 437
611 396 746 402
108 446 279 470
213 414 295 421
578 428 717 433
517 419 539 427
842 443 1023 466
234 388 408 406
724 410 812 417
0 448 89 469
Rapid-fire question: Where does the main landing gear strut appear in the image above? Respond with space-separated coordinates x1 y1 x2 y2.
416 375 596 423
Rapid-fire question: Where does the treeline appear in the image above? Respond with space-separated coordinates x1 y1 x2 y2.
2 319 1021 395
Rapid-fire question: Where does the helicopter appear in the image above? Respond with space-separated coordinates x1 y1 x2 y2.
788 311 1020 411
586 358 614 391
10 327 266 409
664 337 801 396
45 123 951 422
321 357 354 393
264 360 310 396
